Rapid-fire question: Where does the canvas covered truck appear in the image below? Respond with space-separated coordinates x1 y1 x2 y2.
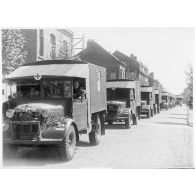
106 80 139 128
161 91 169 110
176 96 183 106
3 60 107 161
140 86 154 118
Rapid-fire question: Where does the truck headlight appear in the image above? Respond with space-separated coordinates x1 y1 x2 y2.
42 110 50 118
6 109 15 118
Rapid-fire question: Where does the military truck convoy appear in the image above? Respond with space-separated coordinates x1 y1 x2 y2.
3 59 178 161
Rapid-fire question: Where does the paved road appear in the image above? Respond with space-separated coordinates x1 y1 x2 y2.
3 105 193 168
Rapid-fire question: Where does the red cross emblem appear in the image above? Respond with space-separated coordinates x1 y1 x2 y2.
34 73 42 80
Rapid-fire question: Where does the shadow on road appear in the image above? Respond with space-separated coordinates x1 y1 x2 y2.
3 140 100 167
105 124 130 130
154 121 187 126
169 113 186 116
163 116 187 120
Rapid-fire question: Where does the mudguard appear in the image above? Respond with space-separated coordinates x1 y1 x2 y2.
41 118 78 139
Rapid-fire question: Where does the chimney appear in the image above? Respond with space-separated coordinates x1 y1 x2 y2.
87 39 95 48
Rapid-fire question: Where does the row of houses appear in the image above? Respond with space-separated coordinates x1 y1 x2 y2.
2 29 175 103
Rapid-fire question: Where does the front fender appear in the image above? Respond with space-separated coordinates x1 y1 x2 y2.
41 118 78 139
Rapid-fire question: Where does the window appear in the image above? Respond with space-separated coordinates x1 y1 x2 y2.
64 81 72 98
130 89 134 100
42 81 63 98
119 66 125 79
39 30 44 57
16 82 41 98
50 34 56 59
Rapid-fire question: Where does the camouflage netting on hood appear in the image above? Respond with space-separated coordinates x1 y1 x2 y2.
13 103 67 133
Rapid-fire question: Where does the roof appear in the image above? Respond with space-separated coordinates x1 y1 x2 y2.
107 80 135 89
113 50 139 73
77 40 126 68
6 60 90 80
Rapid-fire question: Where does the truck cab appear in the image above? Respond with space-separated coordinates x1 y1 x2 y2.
3 60 107 161
106 80 138 128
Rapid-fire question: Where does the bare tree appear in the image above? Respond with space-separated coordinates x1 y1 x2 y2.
185 63 193 92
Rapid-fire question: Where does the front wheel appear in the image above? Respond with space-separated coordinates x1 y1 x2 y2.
89 115 101 146
3 145 18 159
57 125 77 161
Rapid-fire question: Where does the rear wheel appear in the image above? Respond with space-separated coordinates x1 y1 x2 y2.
125 114 131 129
57 125 77 161
108 120 113 125
147 110 150 118
89 115 101 146
151 109 154 117
132 114 138 125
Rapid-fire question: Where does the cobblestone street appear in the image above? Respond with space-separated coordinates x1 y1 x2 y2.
3 105 193 168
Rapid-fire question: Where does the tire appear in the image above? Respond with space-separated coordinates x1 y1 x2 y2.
147 111 150 118
100 114 105 135
151 109 154 117
125 114 131 129
57 125 77 161
108 120 113 125
3 144 18 159
89 115 101 146
132 114 138 125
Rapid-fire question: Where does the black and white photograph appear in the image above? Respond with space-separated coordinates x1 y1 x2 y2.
0 1 195 195
1 27 194 168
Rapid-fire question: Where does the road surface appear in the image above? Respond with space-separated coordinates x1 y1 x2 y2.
3 105 193 168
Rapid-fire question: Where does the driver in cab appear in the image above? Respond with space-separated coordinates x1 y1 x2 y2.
73 81 85 100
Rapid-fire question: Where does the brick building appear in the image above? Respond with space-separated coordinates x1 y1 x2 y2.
77 40 126 80
21 29 74 62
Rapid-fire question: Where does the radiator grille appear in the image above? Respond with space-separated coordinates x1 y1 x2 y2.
12 121 40 140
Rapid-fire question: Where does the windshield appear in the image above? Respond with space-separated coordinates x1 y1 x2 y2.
15 80 72 99
107 88 135 101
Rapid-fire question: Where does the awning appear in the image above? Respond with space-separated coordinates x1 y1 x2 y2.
6 63 89 80
141 87 152 92
106 81 135 89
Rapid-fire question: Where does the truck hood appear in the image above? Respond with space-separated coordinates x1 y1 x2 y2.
14 103 64 115
107 101 126 105
12 103 66 133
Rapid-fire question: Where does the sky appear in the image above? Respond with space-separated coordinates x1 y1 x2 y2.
71 27 195 95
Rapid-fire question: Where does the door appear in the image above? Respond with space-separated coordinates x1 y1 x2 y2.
72 99 88 130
